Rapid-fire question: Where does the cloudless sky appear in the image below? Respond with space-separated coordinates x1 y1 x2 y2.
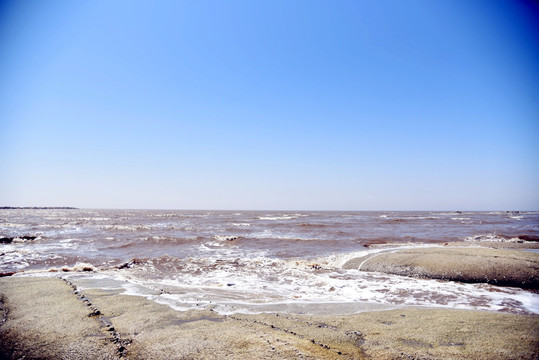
0 0 538 210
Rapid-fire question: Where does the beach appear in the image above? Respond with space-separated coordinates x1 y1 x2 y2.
1 245 539 359
1 210 538 358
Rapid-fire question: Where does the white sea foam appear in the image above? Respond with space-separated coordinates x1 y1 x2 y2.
75 248 539 316
258 214 305 221
0 248 61 271
75 217 111 221
214 235 240 241
249 230 316 241
15 242 538 316
463 234 518 242
46 262 98 273
0 223 25 228
152 214 179 218
206 241 225 247
258 216 296 220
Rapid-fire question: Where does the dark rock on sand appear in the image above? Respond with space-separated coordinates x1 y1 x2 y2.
0 236 37 244
343 247 539 289
117 258 144 269
519 235 539 242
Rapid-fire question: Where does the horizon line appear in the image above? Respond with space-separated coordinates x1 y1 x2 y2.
1 206 535 212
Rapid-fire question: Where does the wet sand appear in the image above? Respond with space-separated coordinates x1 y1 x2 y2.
1 276 538 359
342 245 539 289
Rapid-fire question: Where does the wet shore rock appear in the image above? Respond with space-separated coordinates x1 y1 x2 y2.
343 247 539 289
0 236 37 244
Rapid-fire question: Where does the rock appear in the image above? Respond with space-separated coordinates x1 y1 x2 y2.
0 236 37 244
215 235 240 241
117 258 143 269
89 308 101 316
343 247 539 289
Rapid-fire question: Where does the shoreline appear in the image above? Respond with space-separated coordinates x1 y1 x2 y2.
1 276 538 359
1 239 538 358
2 240 538 314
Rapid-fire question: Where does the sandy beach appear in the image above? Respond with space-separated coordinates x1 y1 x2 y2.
1 244 538 359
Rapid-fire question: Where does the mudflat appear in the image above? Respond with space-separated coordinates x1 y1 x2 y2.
342 247 539 289
1 277 538 359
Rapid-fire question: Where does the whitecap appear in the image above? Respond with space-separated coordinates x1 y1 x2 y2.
463 234 517 242
258 216 295 220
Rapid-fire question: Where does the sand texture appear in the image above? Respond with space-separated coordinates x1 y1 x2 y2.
342 247 539 289
0 277 119 360
1 276 538 359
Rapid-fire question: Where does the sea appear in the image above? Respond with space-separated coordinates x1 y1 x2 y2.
1 209 538 315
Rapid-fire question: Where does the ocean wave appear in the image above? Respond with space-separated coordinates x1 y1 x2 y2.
231 223 251 227
98 223 176 231
258 214 306 221
298 223 330 228
385 216 441 222
94 251 539 315
0 223 25 228
463 234 518 242
213 235 241 241
73 217 112 221
258 216 296 220
3 209 539 316
248 231 317 241
48 262 98 273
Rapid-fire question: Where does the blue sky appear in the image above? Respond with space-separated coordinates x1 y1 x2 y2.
0 0 538 210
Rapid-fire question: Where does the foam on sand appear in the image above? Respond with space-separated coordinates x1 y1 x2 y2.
1 276 538 360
